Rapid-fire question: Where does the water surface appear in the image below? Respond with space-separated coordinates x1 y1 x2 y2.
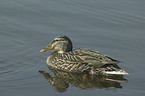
0 0 145 96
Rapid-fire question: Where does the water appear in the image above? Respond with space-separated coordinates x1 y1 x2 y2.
0 0 145 96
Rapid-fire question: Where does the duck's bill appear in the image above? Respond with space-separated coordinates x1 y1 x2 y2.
40 47 54 53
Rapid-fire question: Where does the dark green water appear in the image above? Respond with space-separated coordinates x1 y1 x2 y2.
1 0 145 96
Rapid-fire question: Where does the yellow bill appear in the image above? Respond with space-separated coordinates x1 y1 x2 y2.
40 46 54 53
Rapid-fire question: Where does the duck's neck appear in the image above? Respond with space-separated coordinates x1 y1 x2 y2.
58 50 65 53
58 49 72 53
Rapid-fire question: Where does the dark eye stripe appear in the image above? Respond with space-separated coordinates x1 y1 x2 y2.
51 39 66 44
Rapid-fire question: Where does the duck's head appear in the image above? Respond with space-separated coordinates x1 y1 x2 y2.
40 35 73 53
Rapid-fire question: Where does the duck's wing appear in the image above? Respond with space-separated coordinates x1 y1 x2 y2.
72 48 119 67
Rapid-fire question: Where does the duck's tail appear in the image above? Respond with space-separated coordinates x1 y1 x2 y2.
105 69 129 75
101 64 129 75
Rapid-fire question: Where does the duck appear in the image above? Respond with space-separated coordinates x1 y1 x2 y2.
40 35 128 75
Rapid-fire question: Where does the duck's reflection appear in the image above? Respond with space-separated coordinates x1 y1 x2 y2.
39 66 128 92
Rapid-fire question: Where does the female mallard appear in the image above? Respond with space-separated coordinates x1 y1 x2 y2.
40 35 128 75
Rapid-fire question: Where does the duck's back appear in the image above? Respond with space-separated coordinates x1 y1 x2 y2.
72 48 119 67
